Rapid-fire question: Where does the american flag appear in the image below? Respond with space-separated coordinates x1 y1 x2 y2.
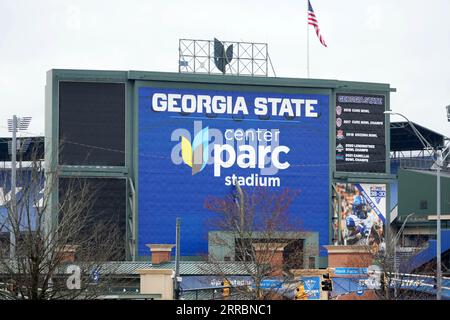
308 0 327 47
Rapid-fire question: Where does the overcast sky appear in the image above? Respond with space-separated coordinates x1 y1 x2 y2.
1 0 449 139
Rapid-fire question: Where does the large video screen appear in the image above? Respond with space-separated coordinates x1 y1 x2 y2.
59 81 125 166
138 86 330 256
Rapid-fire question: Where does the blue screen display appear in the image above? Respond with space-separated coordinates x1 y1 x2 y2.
138 87 330 256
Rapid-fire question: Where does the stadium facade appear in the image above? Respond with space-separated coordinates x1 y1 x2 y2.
45 69 394 265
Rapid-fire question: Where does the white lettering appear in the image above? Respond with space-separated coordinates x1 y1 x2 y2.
305 99 318 117
214 144 236 176
168 94 181 112
152 93 167 112
254 97 268 116
272 146 290 169
181 95 196 113
237 145 256 168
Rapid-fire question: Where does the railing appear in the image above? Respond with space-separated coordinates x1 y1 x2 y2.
390 273 450 298
391 156 450 173
391 157 435 171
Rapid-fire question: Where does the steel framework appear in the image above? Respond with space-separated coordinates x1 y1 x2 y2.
178 39 274 76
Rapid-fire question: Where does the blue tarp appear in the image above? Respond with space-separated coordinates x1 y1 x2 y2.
331 277 368 297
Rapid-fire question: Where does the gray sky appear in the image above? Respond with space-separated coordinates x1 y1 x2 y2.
1 0 449 139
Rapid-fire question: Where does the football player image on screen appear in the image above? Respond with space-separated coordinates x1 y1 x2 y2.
344 194 382 246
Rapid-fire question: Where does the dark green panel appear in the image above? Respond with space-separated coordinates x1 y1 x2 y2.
398 169 450 227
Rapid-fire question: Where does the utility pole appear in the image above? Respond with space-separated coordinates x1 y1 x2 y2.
174 217 181 300
436 150 442 300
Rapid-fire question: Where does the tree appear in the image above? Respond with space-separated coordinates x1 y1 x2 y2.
0 145 124 299
338 242 434 300
370 242 436 300
203 185 315 300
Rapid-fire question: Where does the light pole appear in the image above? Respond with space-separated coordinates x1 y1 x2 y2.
384 110 443 300
174 217 181 300
7 115 32 260
393 212 415 299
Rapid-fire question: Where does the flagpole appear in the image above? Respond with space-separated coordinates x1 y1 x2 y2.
306 2 310 78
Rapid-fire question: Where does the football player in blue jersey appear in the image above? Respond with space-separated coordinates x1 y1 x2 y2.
345 194 373 245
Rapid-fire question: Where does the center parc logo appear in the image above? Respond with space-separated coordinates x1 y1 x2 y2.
180 126 209 175
172 121 290 187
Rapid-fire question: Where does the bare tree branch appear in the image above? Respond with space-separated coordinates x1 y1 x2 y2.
0 144 124 299
201 186 309 300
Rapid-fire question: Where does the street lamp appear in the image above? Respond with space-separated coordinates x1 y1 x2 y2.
384 110 443 300
384 111 433 154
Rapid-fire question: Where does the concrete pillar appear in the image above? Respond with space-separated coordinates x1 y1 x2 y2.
136 269 174 300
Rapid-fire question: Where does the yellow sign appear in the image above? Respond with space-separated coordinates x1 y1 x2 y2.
223 280 230 297
295 284 308 300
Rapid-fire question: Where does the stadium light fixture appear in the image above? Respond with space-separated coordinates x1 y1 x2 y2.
6 115 32 260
